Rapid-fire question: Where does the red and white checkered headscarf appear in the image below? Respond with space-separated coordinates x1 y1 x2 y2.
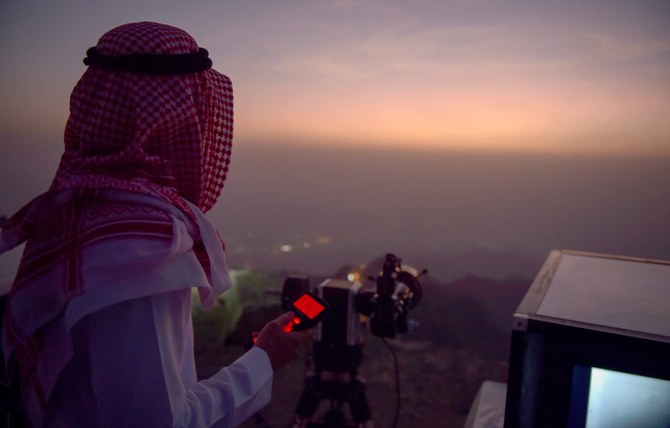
52 21 233 213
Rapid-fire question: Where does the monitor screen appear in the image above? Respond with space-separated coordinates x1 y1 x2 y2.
570 366 670 428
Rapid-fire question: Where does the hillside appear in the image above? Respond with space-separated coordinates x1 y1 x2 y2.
194 262 531 427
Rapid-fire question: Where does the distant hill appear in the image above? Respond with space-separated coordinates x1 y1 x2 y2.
327 254 531 359
411 248 543 281
413 274 530 360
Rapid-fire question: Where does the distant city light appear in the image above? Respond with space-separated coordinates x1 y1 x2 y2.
347 272 361 283
280 245 293 253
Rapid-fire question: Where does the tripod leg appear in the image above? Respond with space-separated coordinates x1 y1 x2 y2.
349 378 372 425
294 375 320 420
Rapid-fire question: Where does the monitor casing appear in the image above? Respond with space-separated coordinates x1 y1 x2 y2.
504 250 670 428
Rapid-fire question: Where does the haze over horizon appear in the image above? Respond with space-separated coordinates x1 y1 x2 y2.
216 143 670 278
2 139 668 282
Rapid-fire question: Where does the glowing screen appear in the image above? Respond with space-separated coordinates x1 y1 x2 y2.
293 294 325 319
586 368 670 428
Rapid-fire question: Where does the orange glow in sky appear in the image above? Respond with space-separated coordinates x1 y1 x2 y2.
1 0 669 155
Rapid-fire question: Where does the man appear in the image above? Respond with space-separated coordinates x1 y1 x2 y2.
0 21 309 427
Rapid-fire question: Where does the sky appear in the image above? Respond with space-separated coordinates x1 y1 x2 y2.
1 0 669 154
1 0 669 280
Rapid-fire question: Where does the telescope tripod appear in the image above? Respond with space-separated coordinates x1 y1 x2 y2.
292 369 373 428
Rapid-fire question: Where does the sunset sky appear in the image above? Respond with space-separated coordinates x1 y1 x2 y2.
1 0 669 155
2 1 670 281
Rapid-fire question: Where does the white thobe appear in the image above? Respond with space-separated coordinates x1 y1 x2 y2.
43 289 273 427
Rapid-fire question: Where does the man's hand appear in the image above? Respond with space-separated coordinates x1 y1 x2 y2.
254 312 312 371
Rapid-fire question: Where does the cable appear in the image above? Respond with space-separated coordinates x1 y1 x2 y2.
381 337 401 428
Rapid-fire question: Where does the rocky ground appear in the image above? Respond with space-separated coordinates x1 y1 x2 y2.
196 309 509 428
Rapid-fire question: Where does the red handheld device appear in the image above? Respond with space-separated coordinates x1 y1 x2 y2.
283 291 330 332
